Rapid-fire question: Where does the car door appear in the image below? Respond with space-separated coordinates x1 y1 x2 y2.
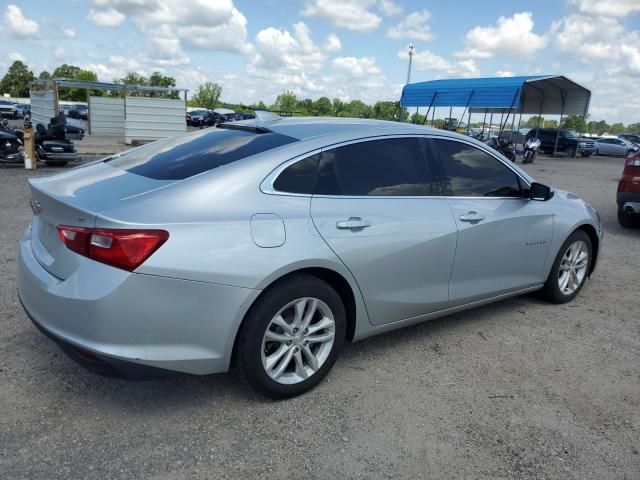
310 137 458 326
599 139 613 155
428 137 554 306
612 139 627 156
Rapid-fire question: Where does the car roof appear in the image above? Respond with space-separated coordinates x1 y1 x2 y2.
232 116 460 141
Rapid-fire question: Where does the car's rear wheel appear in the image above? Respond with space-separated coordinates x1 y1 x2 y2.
618 207 638 228
237 274 346 398
538 230 592 304
565 147 576 158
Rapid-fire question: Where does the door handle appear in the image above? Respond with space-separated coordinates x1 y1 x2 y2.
459 211 485 223
336 217 371 229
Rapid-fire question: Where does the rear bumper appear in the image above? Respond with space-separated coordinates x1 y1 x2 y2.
38 151 79 162
1 151 25 163
617 191 640 213
18 226 260 377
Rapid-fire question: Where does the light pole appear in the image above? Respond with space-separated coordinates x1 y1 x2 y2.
406 43 415 85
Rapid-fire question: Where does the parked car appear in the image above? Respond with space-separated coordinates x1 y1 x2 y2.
616 151 640 228
188 109 215 127
525 128 596 157
0 120 25 164
68 104 88 120
618 134 640 147
0 100 17 118
595 137 638 157
14 103 30 118
18 117 602 398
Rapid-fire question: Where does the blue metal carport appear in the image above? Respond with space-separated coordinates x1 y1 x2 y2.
400 75 591 156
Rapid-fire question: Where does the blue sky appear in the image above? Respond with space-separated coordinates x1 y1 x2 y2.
2 0 640 123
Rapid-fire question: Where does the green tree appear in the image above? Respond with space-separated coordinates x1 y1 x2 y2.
148 71 179 99
561 115 586 132
0 61 36 97
372 101 407 121
272 90 297 113
588 120 610 135
332 98 347 117
609 122 626 134
255 100 269 111
345 100 372 118
297 98 314 115
543 119 558 128
120 72 148 85
191 82 222 109
626 123 640 134
313 97 333 116
523 115 544 128
52 64 81 79
38 70 51 80
409 112 425 124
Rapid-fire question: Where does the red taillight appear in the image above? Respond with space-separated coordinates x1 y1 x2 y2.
57 226 169 271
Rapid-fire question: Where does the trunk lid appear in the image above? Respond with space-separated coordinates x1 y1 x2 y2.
28 162 176 279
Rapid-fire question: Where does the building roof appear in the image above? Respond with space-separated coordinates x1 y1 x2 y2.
400 75 591 115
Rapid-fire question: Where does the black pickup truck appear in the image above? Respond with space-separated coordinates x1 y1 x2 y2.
525 128 597 157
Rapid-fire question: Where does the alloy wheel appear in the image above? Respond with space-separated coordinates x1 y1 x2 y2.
557 240 589 295
261 297 336 385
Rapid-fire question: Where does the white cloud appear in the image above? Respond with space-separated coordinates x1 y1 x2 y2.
54 47 66 60
621 43 640 75
87 8 126 27
400 49 479 77
570 0 640 17
332 56 381 77
387 10 433 41
89 0 252 54
456 12 547 58
301 0 382 32
378 0 402 16
8 51 25 62
324 33 342 52
496 70 515 77
553 14 623 61
4 4 39 38
62 27 76 38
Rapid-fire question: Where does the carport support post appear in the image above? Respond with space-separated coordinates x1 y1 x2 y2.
552 91 566 157
575 92 591 158
489 112 493 136
481 109 487 136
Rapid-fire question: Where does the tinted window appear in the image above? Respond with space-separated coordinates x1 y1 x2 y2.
273 154 320 194
433 139 521 197
314 138 437 196
107 128 297 180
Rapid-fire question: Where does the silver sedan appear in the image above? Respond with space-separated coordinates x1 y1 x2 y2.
18 116 602 398
595 137 638 156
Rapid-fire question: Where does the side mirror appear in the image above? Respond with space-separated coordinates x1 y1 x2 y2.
529 182 554 201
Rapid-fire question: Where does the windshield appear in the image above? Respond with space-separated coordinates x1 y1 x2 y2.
106 128 297 180
563 130 579 138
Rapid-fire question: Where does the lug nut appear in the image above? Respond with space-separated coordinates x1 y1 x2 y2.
286 340 292 346
293 328 299 334
303 328 309 335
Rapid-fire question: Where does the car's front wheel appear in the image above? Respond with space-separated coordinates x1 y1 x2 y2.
538 230 592 303
237 274 346 398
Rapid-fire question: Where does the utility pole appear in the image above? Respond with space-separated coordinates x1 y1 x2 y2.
406 44 415 84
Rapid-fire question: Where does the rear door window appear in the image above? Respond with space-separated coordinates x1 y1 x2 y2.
106 128 297 180
314 137 439 196
273 154 320 194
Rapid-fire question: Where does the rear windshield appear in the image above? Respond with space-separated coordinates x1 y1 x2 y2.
106 128 297 180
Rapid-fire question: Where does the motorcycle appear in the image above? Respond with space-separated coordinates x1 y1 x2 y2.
0 120 25 164
34 113 79 166
523 137 541 164
484 136 516 162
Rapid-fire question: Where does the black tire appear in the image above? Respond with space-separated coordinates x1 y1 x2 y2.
618 207 638 228
237 274 346 399
565 147 576 158
538 230 592 304
45 161 69 167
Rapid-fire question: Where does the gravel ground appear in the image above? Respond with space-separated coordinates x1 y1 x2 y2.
0 154 638 479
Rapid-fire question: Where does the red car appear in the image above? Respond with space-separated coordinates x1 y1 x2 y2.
617 151 640 228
